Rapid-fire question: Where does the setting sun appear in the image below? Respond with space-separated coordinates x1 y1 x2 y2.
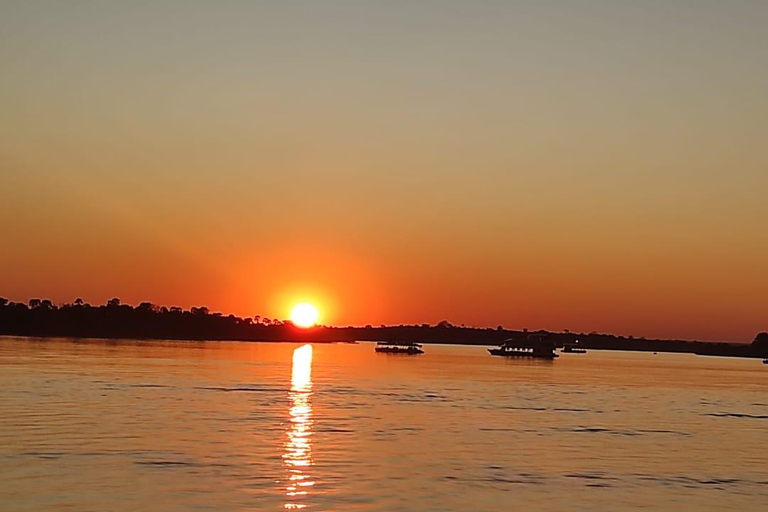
290 303 319 328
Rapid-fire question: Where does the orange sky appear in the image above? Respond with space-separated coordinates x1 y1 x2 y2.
1 2 767 341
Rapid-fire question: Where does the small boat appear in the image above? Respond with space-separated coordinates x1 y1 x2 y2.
763 359 768 365
562 341 587 354
375 341 424 355
488 346 538 357
488 336 558 359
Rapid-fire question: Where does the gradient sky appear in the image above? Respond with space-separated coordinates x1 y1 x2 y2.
2 1 767 341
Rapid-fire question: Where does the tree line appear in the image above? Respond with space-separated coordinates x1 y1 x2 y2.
0 297 504 343
1 297 766 358
0 297 303 341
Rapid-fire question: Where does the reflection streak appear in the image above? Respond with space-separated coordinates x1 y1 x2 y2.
284 344 314 510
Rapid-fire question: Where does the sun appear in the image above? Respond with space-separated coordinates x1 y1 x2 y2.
290 303 320 328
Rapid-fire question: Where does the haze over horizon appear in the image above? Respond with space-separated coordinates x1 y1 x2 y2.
2 1 767 342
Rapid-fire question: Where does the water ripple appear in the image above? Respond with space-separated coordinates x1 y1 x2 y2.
706 413 768 420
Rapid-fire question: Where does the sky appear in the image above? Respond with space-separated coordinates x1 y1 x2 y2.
1 1 767 341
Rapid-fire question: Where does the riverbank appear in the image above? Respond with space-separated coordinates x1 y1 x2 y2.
2 299 765 359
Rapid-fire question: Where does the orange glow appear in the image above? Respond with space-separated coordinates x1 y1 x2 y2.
4 3 768 345
290 303 319 328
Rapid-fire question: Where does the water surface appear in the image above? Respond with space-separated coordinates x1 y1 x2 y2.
1 337 767 511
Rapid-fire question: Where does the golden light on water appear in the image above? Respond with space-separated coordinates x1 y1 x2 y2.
291 344 313 390
284 344 314 510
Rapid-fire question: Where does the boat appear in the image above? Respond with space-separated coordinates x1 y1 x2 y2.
375 341 424 355
488 346 538 357
488 336 558 359
562 341 587 354
763 359 768 365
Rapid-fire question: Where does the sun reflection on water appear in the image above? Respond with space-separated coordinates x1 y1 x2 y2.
284 344 314 510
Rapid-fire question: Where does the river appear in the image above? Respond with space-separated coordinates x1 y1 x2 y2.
1 337 767 511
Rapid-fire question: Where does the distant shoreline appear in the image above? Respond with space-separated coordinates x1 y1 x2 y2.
1 331 765 360
2 299 766 359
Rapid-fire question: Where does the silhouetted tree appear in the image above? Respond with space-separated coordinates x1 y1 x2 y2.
753 332 768 351
107 298 121 308
0 297 8 307
29 299 41 309
137 302 155 312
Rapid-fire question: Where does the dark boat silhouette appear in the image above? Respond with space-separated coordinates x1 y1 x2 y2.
375 341 424 355
488 336 558 359
562 341 587 354
763 359 768 365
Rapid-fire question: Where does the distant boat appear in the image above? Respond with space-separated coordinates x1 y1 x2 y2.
763 359 768 365
375 341 424 355
562 341 587 354
488 336 558 359
488 346 538 357
562 347 587 354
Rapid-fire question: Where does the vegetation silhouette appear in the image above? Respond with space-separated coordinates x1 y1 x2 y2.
0 297 766 358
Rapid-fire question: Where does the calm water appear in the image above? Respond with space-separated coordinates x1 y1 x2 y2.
1 337 768 511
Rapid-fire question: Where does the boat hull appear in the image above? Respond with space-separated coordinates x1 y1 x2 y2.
375 347 424 355
488 348 558 359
